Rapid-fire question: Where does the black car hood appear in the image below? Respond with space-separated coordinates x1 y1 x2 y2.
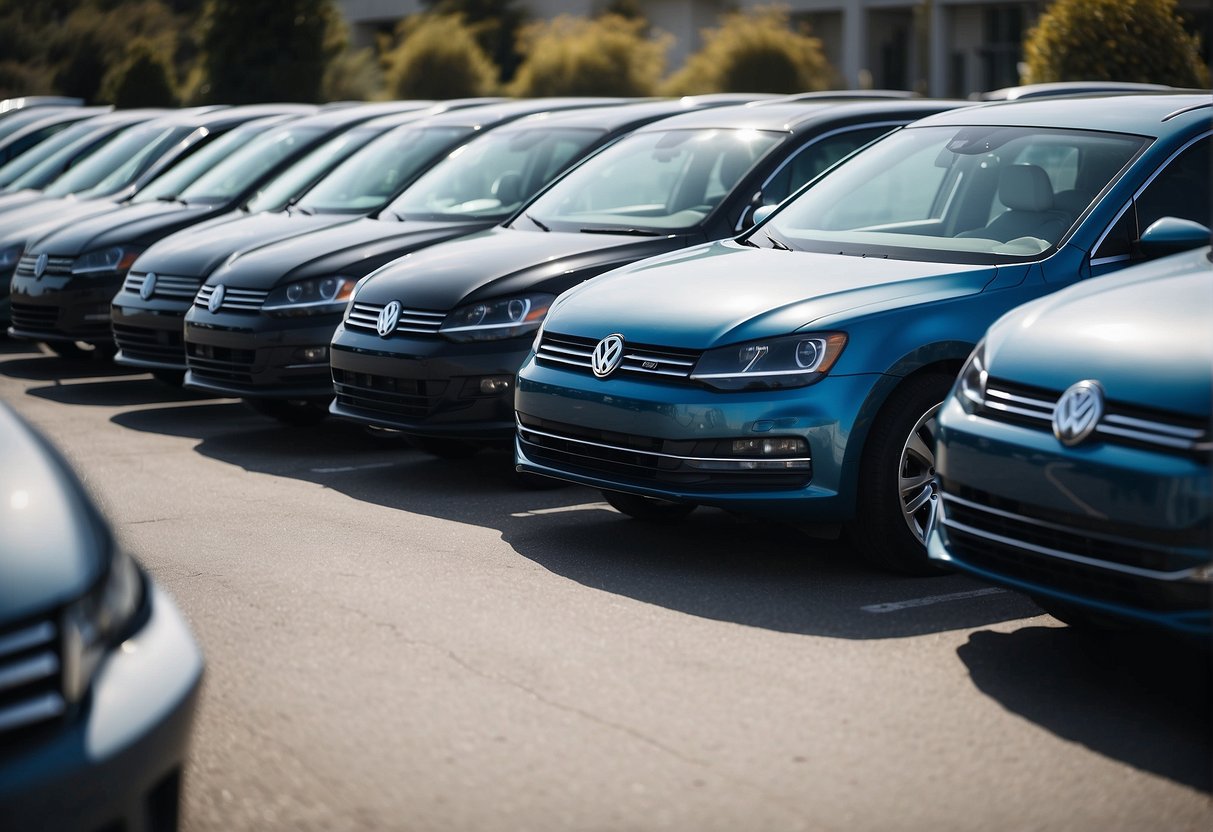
355 226 690 311
28 200 221 257
132 211 357 279
0 197 119 247
0 405 108 624
204 217 491 290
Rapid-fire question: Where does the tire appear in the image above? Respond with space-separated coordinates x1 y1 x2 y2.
243 397 330 426
602 489 696 521
151 369 185 387
848 372 953 575
406 435 481 460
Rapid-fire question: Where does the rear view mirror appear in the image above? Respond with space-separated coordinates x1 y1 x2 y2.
1139 216 1211 259
751 204 777 226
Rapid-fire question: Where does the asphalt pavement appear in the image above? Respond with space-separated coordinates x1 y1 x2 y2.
1 335 1209 831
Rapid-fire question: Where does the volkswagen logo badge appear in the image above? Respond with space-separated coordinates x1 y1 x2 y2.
376 300 401 338
33 253 48 279
140 272 157 301
591 334 625 378
207 284 225 315
1053 380 1104 447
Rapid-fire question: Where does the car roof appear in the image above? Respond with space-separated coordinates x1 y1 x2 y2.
978 81 1181 101
912 93 1212 137
496 97 777 132
404 98 634 130
625 98 971 134
173 103 318 131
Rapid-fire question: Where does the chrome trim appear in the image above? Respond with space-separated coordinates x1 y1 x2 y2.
125 272 202 300
941 493 1204 582
346 301 444 335
195 285 270 312
0 653 59 693
0 621 55 658
0 693 66 733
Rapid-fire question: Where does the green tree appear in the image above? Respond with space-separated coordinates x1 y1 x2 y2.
421 0 527 83
661 6 833 95
99 38 178 107
1023 0 1208 87
507 14 668 97
381 14 499 99
197 0 341 103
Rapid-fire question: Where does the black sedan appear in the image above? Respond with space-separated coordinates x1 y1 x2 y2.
326 98 963 457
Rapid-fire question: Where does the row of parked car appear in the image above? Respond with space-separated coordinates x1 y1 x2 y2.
0 86 1209 829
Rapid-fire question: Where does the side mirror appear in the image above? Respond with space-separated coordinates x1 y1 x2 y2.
752 204 777 226
1139 216 1211 259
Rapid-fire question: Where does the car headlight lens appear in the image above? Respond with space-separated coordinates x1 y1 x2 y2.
955 340 988 414
440 293 556 342
263 276 356 316
0 242 22 272
71 246 143 275
691 333 847 391
61 549 146 704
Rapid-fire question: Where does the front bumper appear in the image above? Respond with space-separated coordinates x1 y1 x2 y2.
513 359 882 522
8 273 121 346
927 396 1212 637
0 583 204 830
328 324 528 441
111 293 195 371
183 309 340 399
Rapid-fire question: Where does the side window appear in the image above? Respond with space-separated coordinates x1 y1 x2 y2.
762 126 894 206
1093 135 1210 261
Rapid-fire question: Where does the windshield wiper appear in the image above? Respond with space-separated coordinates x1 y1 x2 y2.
765 232 792 251
737 236 760 248
524 213 549 232
579 226 661 237
289 204 315 216
157 195 188 206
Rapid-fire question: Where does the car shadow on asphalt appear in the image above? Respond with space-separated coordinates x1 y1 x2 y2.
958 627 1212 793
110 403 1044 641
0 348 146 383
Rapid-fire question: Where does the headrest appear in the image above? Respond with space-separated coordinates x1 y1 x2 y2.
718 146 754 189
999 164 1054 212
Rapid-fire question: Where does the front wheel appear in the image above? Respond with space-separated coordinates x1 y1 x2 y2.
602 490 696 521
848 373 952 575
243 397 330 426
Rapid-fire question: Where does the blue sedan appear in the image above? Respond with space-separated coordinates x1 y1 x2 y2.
514 94 1211 574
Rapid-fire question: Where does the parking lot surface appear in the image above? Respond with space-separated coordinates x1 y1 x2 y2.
1 336 1209 831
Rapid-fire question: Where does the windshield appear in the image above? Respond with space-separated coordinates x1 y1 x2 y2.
75 126 192 198
521 128 784 233
294 125 470 215
171 124 325 206
132 122 283 204
43 124 184 198
245 126 384 213
763 125 1147 264
386 127 604 222
0 119 102 188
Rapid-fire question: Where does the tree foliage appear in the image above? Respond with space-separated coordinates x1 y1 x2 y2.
507 14 668 97
1023 0 1209 88
421 0 526 83
661 6 833 95
381 13 499 100
99 38 178 107
196 0 342 103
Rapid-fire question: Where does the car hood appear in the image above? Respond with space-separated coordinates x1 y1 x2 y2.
28 200 220 257
0 190 42 216
132 211 357 279
204 217 491 289
0 197 119 246
985 246 1213 418
0 406 107 623
544 240 994 348
355 226 687 311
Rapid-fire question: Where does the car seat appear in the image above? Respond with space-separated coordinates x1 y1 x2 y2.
958 163 1070 244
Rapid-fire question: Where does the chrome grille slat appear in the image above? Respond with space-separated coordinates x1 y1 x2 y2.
15 253 73 278
125 272 204 300
536 333 700 381
194 285 271 313
344 301 445 336
0 621 55 658
0 654 60 693
0 618 66 736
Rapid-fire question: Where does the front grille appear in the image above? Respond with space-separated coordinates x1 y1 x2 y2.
940 490 1211 612
345 302 445 337
112 323 184 364
517 413 812 490
331 368 449 419
124 272 203 301
186 342 257 385
536 332 700 382
194 285 270 314
0 618 66 739
9 302 59 331
14 253 73 279
979 377 1211 456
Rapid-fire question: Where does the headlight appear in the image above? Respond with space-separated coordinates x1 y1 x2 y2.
440 293 556 342
691 333 847 391
0 242 22 272
71 246 143 275
262 276 356 316
61 549 145 704
955 341 988 414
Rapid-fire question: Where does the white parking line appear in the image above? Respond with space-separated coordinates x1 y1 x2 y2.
511 502 614 517
861 587 1006 614
310 462 398 473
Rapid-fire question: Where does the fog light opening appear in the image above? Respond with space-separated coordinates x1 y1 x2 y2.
479 375 513 394
293 345 329 363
